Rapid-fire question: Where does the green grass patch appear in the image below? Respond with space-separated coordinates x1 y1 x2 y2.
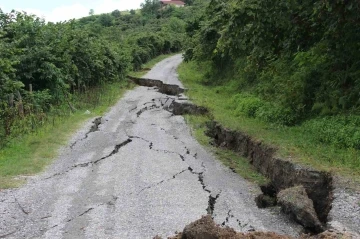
0 81 132 189
184 114 268 185
178 61 360 186
0 54 172 189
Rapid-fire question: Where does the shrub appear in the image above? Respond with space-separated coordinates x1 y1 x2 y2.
302 116 360 149
232 94 264 118
256 104 298 126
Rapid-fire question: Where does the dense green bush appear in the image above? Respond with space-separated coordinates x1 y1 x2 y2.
255 105 299 126
185 0 360 125
0 2 188 144
232 94 263 118
303 116 360 150
231 93 298 126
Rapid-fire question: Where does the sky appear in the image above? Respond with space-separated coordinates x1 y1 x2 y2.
0 0 145 22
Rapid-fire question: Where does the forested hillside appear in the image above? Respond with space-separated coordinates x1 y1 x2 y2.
183 0 360 152
0 1 194 147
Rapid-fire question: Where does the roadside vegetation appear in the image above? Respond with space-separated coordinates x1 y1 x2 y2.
0 0 196 188
0 54 173 189
179 62 360 180
180 0 360 181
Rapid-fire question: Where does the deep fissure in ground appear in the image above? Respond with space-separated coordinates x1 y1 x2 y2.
130 79 334 233
206 121 333 232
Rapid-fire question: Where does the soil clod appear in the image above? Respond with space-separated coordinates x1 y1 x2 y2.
155 216 353 239
277 186 324 233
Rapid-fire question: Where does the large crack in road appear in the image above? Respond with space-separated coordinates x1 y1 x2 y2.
0 54 303 239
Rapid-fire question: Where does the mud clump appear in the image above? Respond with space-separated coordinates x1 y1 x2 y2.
277 186 324 233
175 215 290 239
300 231 353 239
154 216 352 239
154 215 291 239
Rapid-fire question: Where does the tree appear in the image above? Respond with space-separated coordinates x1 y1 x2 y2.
97 14 114 27
111 9 121 18
0 5 188 142
140 0 161 17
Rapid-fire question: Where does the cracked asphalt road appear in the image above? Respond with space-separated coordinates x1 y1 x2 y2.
0 54 302 239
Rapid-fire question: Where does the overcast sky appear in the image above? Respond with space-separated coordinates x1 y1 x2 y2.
0 0 145 22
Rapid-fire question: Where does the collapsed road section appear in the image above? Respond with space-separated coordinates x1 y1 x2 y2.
1 54 357 239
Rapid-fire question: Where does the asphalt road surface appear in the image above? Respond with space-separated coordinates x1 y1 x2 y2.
0 54 302 239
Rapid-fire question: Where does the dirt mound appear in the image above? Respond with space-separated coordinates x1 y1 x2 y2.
155 215 291 239
154 216 353 239
277 186 324 233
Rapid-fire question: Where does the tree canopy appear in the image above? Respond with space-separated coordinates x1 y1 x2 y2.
0 2 193 143
184 0 360 125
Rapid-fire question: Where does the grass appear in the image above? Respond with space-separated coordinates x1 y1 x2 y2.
178 61 360 187
0 81 132 189
0 54 173 189
184 114 268 185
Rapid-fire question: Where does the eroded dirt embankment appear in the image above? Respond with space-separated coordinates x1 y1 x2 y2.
125 74 355 237
205 122 333 225
129 76 334 232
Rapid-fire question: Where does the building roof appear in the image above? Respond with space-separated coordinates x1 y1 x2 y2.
160 0 185 6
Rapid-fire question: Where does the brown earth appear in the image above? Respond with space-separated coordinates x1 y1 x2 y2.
172 101 209 116
154 216 353 239
127 75 186 95
205 121 333 224
277 186 323 233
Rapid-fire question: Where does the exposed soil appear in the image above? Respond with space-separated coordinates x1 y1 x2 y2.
205 121 333 225
172 101 208 116
154 216 352 239
128 77 340 235
127 75 186 95
277 186 324 233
